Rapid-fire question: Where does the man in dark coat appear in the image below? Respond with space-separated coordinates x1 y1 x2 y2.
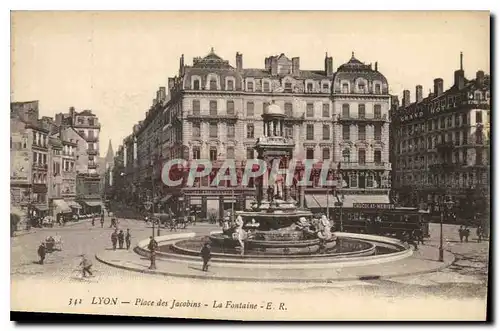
118 230 125 249
38 242 46 265
111 230 118 250
80 254 93 277
200 242 212 272
148 236 158 270
125 229 132 250
91 214 95 227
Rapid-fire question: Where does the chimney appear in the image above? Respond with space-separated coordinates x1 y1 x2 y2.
265 57 271 71
324 53 333 76
152 99 157 107
375 61 378 72
403 90 411 107
391 95 400 109
454 52 465 90
168 77 175 91
416 85 423 103
156 90 162 103
292 57 300 76
159 86 166 101
236 52 243 71
476 70 485 86
271 57 278 76
433 78 444 96
178 54 185 76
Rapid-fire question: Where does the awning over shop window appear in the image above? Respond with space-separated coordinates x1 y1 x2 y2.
340 195 390 208
34 205 49 211
67 201 82 209
160 194 172 203
83 201 103 207
53 199 72 213
312 194 337 208
305 194 321 209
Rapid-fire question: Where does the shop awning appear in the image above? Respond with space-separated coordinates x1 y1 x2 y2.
340 195 391 208
304 194 321 209
312 194 337 208
34 205 49 211
83 201 103 207
67 201 82 209
53 199 71 213
160 194 172 203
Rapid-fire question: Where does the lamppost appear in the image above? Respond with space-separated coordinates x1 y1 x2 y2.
151 157 160 237
439 196 454 262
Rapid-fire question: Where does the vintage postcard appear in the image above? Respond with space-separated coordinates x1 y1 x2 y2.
10 11 490 321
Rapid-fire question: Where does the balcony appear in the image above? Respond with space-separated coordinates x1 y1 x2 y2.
88 162 98 169
185 111 238 122
87 149 98 155
86 136 99 142
339 162 390 170
337 114 388 122
428 162 462 172
32 141 48 150
74 121 101 129
32 163 48 171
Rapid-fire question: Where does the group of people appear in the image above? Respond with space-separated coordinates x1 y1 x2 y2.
458 225 486 243
110 228 132 250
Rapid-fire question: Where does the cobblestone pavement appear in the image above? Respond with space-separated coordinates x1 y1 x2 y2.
11 219 490 300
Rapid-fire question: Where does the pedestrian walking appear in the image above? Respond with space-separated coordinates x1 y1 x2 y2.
91 214 95 227
118 230 125 249
477 225 483 243
148 236 158 270
111 229 118 250
464 227 470 243
200 242 211 272
458 225 464 243
80 255 93 278
37 242 46 265
125 229 132 250
100 216 104 228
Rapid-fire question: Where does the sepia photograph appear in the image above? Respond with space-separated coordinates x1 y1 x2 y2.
9 10 491 321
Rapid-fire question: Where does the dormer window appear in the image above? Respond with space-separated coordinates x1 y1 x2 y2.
322 83 329 90
357 82 366 93
307 83 313 92
342 83 349 93
226 80 234 91
263 81 270 92
375 84 381 94
193 79 200 90
247 81 254 92
284 82 292 92
209 79 217 91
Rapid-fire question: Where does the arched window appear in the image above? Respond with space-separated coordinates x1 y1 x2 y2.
209 79 217 91
342 149 350 163
375 83 381 94
193 79 200 90
226 79 234 91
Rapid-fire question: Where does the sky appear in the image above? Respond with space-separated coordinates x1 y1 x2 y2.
11 11 490 157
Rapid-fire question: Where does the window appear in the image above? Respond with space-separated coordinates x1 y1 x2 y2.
227 80 234 91
374 104 382 119
463 130 468 144
192 123 201 138
322 148 330 160
358 149 366 165
247 124 254 138
476 128 483 144
342 125 350 140
246 148 254 159
284 103 293 116
322 103 330 118
357 82 366 93
209 147 218 161
306 103 314 117
226 101 235 115
209 101 218 116
33 152 37 164
284 82 292 92
193 147 200 160
375 84 381 94
367 175 374 188
307 83 313 92
476 148 483 165
374 150 382 164
358 104 366 119
263 102 269 113
193 79 200 90
42 154 47 165
247 81 254 92
342 83 349 93
374 124 382 141
306 149 314 159
454 151 460 163
306 124 314 140
226 147 235 159
476 111 483 123
455 132 460 146
455 115 460 127
322 125 330 140
322 83 329 90
358 125 366 140
463 149 468 164
462 113 467 125
284 125 293 138
247 102 254 117
350 174 358 187
227 123 235 138
342 149 350 163
209 79 217 91
342 104 350 118
209 123 218 138
263 81 270 92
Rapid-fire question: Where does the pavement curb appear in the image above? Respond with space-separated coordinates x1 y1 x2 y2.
95 249 455 284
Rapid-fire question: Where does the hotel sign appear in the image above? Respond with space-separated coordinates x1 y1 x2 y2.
352 203 395 209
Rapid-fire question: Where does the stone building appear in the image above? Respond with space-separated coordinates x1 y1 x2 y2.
391 53 490 220
116 49 392 219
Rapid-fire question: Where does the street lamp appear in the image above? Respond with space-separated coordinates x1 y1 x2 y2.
439 196 454 262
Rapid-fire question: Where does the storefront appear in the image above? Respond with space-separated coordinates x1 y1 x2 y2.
51 199 72 221
79 200 103 215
